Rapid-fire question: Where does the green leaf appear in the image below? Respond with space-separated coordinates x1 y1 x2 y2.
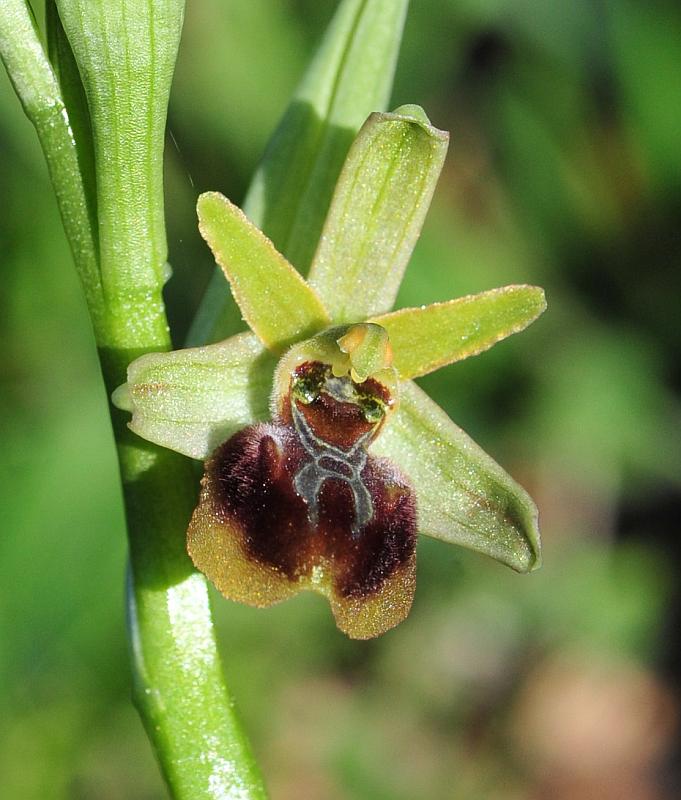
372 285 547 379
308 105 449 323
45 0 98 255
0 0 103 327
371 381 541 572
55 0 183 358
113 332 275 461
188 0 410 346
197 192 331 352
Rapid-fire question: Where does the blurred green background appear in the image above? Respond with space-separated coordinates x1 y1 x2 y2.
2 1 681 798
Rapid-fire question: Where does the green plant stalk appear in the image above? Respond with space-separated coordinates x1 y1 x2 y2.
1 1 266 797
3 0 412 793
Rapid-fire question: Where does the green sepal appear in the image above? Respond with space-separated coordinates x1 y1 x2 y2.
197 192 331 353
372 285 547 379
113 333 276 461
248 0 410 274
188 0 410 346
371 381 541 572
308 105 449 323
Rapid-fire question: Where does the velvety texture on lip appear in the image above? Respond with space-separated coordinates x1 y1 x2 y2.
187 362 417 639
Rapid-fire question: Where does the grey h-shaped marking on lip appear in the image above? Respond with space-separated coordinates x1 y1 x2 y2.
291 399 375 536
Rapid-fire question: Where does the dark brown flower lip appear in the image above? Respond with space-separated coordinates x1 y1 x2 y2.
204 423 416 600
186 355 418 638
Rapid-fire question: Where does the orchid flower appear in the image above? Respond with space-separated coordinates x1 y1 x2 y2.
113 106 545 639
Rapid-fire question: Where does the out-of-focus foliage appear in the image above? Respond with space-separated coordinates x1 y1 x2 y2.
1 1 680 798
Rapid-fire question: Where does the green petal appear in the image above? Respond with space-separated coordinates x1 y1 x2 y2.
112 333 276 460
371 381 541 572
197 192 331 352
308 105 449 323
372 285 547 379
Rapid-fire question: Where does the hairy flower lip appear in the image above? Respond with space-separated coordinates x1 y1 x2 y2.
187 364 418 639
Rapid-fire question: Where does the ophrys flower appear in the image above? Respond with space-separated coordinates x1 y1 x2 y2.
113 106 545 638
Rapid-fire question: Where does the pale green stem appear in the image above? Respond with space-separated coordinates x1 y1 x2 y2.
0 1 266 797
